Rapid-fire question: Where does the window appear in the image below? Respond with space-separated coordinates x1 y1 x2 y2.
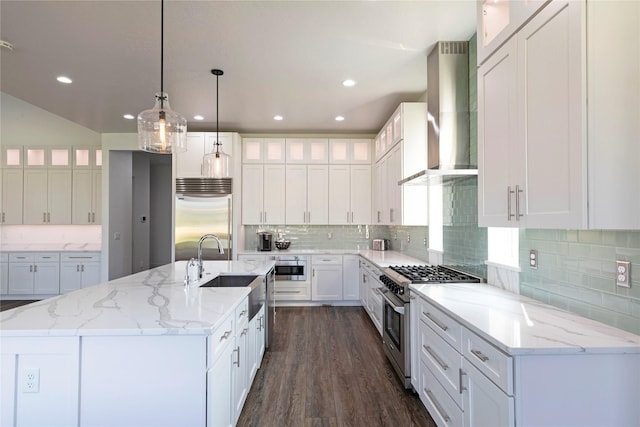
487 227 519 268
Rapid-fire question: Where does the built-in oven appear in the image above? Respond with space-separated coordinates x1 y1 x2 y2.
274 255 307 281
378 277 411 389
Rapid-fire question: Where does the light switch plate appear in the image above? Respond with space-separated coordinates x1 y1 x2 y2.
616 261 631 288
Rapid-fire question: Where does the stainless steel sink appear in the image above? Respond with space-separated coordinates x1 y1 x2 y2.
200 274 265 320
200 274 259 288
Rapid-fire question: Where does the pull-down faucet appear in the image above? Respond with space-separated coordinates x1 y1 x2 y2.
197 234 224 278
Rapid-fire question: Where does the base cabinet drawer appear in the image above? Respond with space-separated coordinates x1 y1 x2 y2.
420 360 463 427
419 298 463 352
274 283 311 301
462 327 512 395
420 319 463 407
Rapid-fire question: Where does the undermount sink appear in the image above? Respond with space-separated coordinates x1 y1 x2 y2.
200 274 259 288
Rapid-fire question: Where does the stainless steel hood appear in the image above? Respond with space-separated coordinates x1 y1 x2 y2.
400 41 477 186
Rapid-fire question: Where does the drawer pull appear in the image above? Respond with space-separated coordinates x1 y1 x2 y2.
470 349 489 362
239 309 247 317
424 345 448 371
219 330 232 342
424 312 449 331
241 327 248 337
424 389 450 423
275 290 302 294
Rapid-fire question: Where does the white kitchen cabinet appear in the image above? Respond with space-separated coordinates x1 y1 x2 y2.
328 165 371 225
373 158 388 225
248 305 266 384
477 0 549 66
177 132 235 177
232 299 250 424
387 144 402 226
241 164 285 225
311 255 343 301
462 357 515 427
328 139 372 164
409 290 419 391
1 253 8 294
479 0 640 229
1 146 23 168
72 147 102 169
285 138 329 164
8 253 60 295
360 258 383 335
23 169 72 224
1 169 23 224
359 259 369 308
72 169 101 224
59 252 102 293
242 138 286 163
285 164 328 225
342 255 360 300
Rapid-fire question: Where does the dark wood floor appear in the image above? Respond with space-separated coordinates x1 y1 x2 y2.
238 306 436 427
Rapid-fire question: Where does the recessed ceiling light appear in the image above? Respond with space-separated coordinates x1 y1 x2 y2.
342 79 356 87
193 115 204 121
56 76 72 84
273 115 283 121
123 114 135 120
335 116 345 121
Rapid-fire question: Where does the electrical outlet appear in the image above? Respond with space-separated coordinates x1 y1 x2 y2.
423 238 427 246
616 261 631 288
529 250 538 269
327 232 332 239
22 368 40 393
407 234 411 243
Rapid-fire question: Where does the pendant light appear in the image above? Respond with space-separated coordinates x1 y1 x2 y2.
203 69 231 178
137 0 187 154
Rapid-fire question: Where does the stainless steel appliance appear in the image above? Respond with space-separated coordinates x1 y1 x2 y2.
378 265 482 389
265 267 275 349
257 232 273 251
175 178 232 261
274 255 307 281
372 239 389 251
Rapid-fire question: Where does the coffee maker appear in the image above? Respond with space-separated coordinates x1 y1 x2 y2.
257 231 273 251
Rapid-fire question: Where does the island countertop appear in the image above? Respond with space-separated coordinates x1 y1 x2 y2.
0 260 275 338
411 282 640 356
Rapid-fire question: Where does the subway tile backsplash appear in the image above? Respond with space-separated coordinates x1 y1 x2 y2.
520 229 640 335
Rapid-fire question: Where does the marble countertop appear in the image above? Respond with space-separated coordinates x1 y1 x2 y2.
238 249 426 268
0 260 275 338
1 243 102 252
410 282 640 355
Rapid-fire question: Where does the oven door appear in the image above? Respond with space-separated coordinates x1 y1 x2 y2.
379 288 409 387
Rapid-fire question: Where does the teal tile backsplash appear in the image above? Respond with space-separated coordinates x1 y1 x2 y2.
520 229 640 334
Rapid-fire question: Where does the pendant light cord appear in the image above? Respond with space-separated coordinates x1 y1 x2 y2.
216 72 219 154
160 0 164 109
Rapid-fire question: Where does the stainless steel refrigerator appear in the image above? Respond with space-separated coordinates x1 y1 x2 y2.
175 178 232 261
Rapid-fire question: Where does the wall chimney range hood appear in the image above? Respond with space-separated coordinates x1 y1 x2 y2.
400 41 477 186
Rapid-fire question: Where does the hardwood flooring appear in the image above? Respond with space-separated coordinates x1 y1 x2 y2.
238 306 436 427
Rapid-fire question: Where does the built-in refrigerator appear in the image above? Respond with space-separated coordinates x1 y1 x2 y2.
175 178 232 261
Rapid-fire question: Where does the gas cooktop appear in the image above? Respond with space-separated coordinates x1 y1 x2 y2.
388 265 482 284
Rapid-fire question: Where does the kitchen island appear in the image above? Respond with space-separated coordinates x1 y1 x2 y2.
0 259 275 427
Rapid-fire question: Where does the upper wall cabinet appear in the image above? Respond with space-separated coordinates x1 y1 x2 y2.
478 0 640 229
477 0 550 66
176 132 236 177
1 146 23 168
328 139 372 164
242 138 286 164
285 138 329 164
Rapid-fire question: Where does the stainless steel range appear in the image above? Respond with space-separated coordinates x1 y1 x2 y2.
378 265 482 389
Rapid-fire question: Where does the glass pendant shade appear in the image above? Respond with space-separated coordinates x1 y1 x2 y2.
137 92 187 154
203 144 230 178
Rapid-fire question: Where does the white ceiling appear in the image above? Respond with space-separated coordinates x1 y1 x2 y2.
0 0 476 135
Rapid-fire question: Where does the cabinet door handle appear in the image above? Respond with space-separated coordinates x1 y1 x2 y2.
77 265 80 272
470 349 490 362
377 211 381 223
240 309 247 318
88 212 91 223
424 345 448 370
43 212 47 223
312 268 315 277
241 327 248 337
233 346 240 367
459 368 467 393
2 212 5 222
219 330 232 342
47 212 51 223
30 265 33 273
34 265 37 273
389 208 394 223
264 211 267 223
424 389 450 423
507 186 514 221
81 265 85 272
424 312 449 331
92 212 95 223
515 185 523 220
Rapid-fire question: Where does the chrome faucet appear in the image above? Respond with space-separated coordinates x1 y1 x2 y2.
197 234 224 278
